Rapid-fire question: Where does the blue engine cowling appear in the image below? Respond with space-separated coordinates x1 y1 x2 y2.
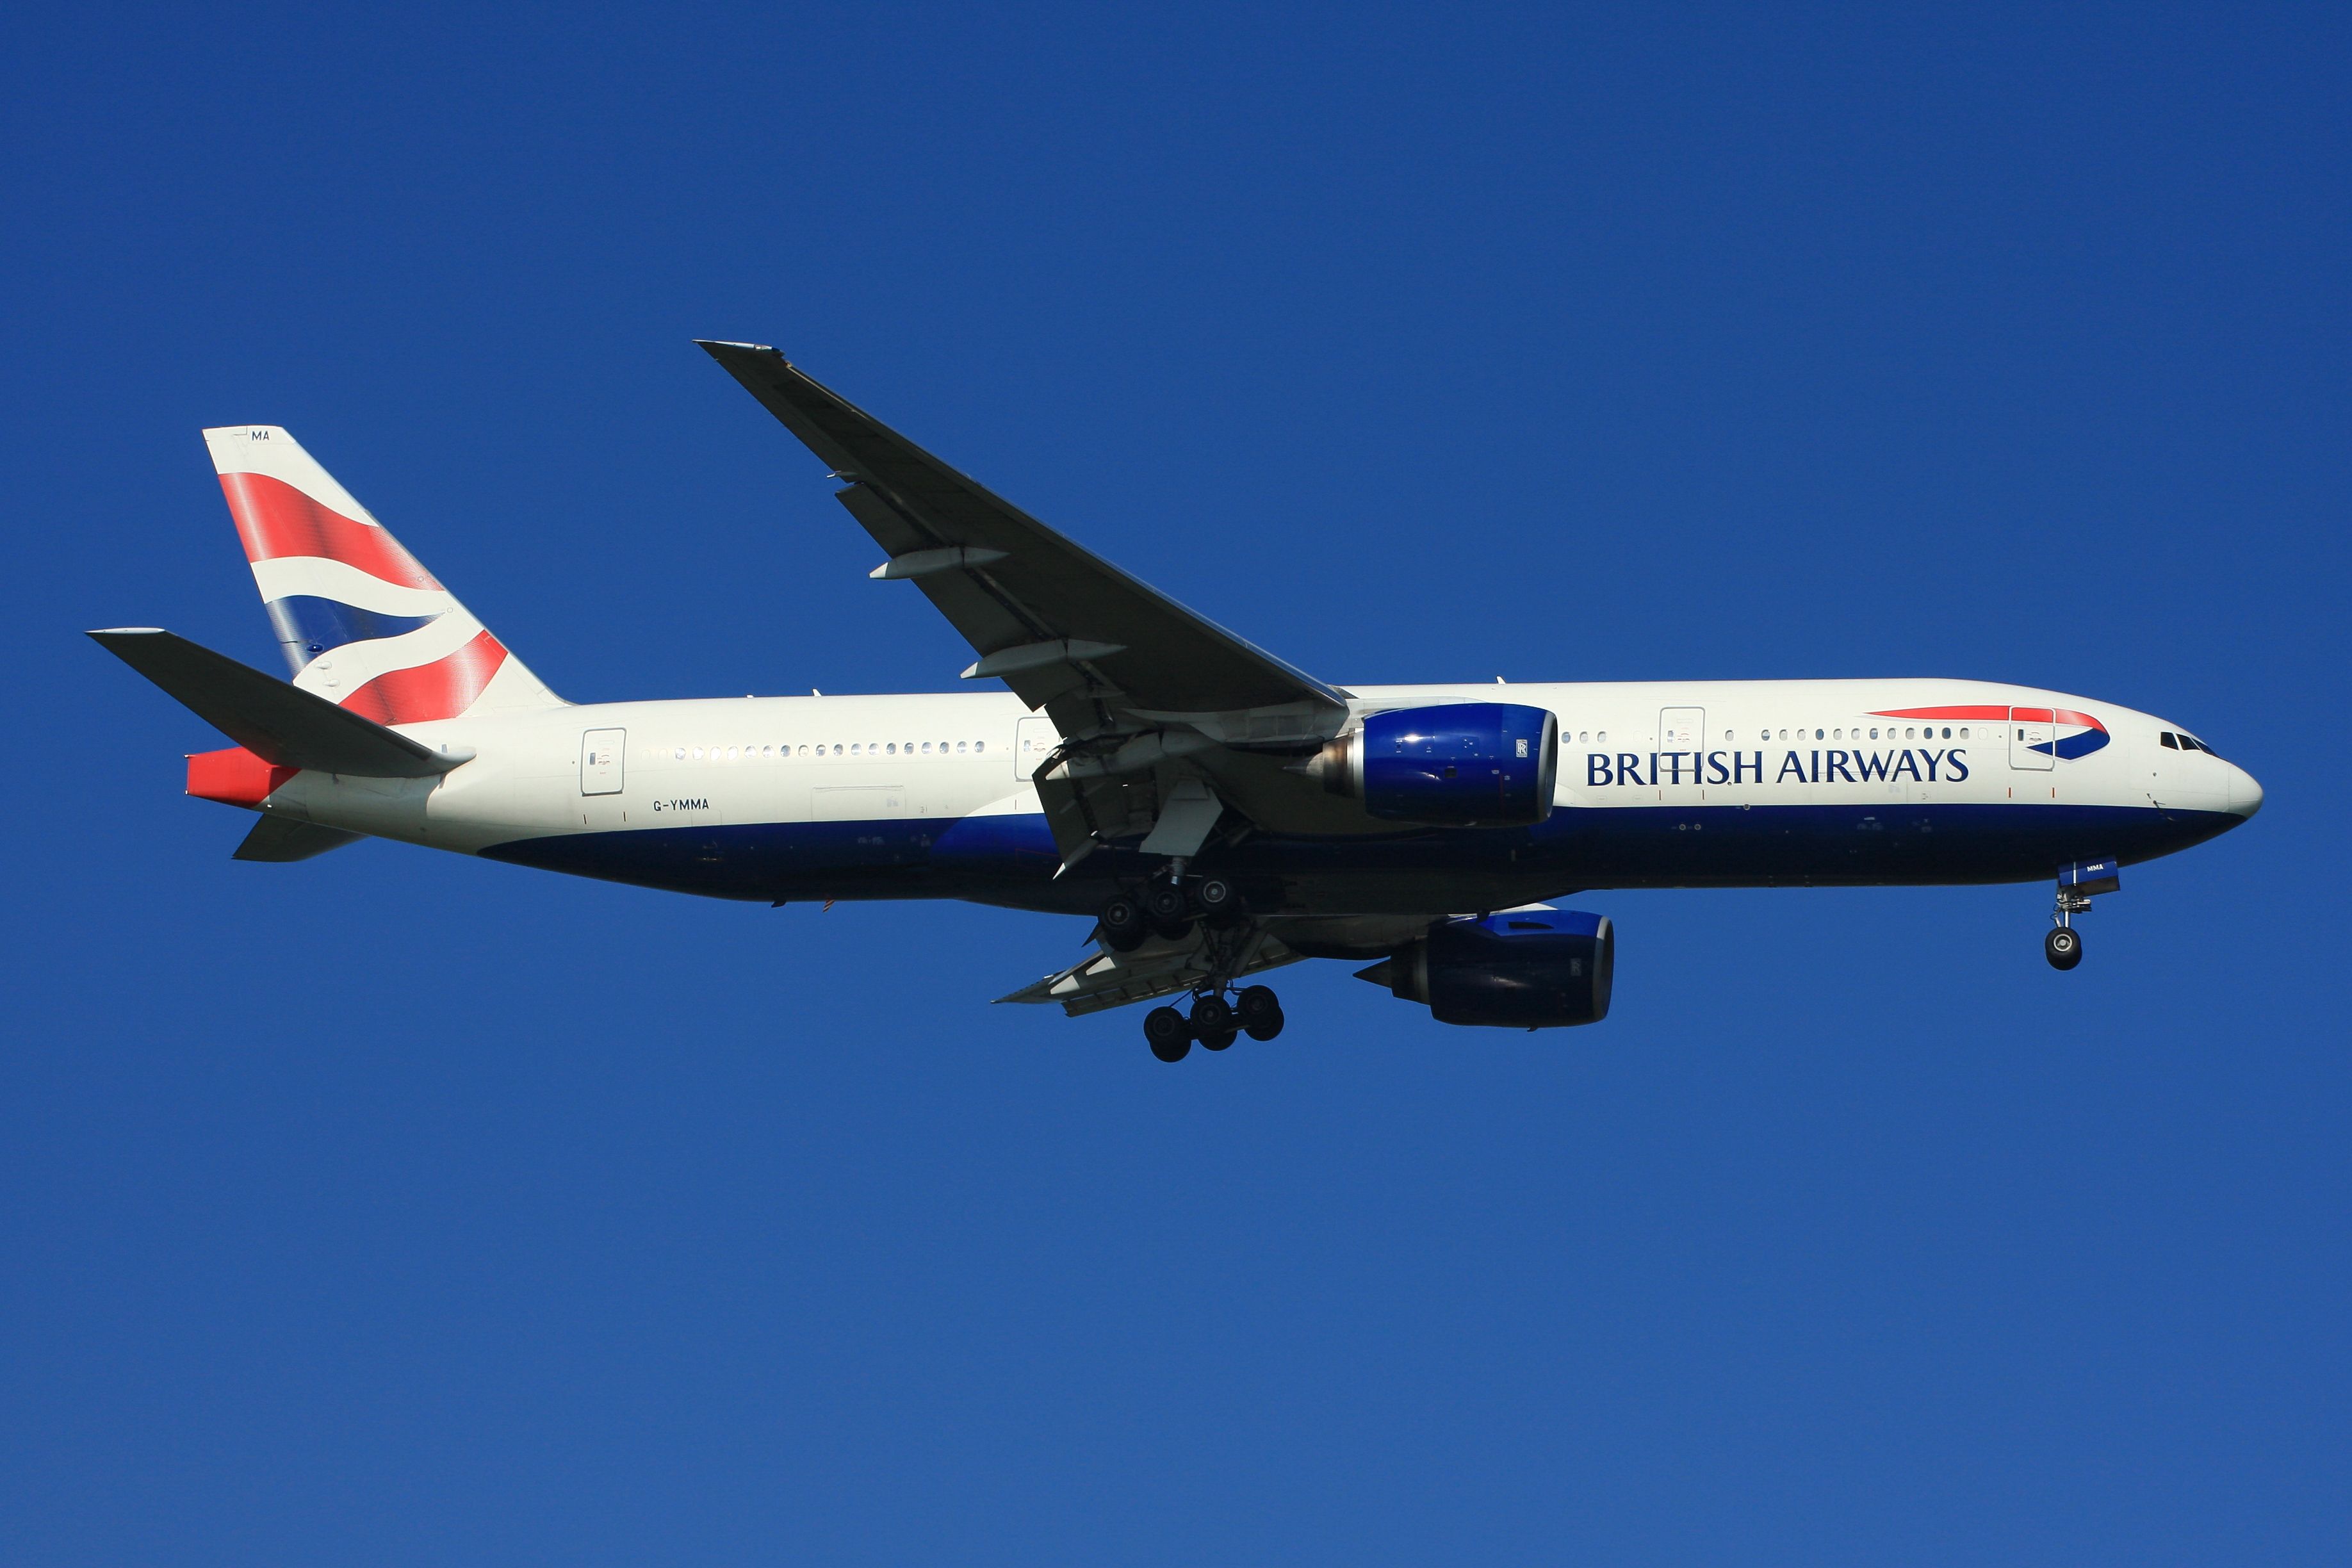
1359 910 1614 1027
1318 702 1559 826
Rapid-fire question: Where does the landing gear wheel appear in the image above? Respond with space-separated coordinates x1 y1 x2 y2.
1195 876 1242 922
1144 1006 1192 1061
1144 879 1193 940
2045 926 2083 970
1100 894 1148 953
1236 985 1284 1040
1189 993 1234 1039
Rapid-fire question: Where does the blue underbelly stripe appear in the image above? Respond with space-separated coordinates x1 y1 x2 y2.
477 801 2243 905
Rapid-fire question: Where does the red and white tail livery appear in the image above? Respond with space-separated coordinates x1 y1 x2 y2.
204 425 559 723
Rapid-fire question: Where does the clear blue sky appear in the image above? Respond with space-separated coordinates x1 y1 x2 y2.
4 6 2346 1563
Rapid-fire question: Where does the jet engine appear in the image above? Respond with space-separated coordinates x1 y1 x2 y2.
1357 909 1614 1027
1310 702 1558 826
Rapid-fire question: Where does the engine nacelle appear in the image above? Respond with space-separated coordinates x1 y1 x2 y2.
1312 702 1558 826
1359 910 1614 1027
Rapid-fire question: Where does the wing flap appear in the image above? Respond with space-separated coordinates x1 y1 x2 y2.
998 926 1303 1017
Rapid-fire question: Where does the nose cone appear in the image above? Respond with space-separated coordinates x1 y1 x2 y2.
2228 763 2264 819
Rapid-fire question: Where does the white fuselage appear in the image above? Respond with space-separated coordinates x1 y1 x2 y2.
248 676 2258 917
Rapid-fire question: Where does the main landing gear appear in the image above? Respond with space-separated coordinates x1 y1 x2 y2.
1098 873 1244 953
1144 984 1286 1062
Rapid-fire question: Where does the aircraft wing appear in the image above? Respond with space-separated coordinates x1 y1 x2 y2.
698 341 1350 747
997 924 1304 1017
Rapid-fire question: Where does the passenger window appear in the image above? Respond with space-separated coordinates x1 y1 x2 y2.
975 740 986 753
957 741 968 753
1941 727 1952 739
1868 728 1879 739
1959 727 1969 739
1597 731 1606 743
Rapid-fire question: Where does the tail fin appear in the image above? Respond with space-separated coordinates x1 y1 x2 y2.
204 426 562 723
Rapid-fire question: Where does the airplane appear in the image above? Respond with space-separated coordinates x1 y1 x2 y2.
93 341 2264 1061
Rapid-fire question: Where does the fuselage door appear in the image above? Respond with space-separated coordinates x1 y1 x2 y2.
1658 706 1706 800
581 728 626 795
2009 708 2055 771
1014 715 1059 781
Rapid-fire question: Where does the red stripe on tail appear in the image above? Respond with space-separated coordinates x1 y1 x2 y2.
218 471 443 591
341 630 507 725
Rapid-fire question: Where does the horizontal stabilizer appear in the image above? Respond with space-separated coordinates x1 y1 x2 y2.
233 816 364 862
88 628 468 778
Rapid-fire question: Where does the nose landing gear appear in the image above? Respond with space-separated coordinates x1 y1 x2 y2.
2045 857 2118 970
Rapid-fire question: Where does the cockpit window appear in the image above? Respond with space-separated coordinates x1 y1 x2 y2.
2160 731 2180 749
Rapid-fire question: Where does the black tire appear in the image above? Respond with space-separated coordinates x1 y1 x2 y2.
1100 894 1148 953
1144 879 1194 940
2045 926 2083 970
1189 993 1234 1038
1145 1006 1192 1061
1198 1028 1238 1052
1195 876 1241 920
1236 985 1280 1031
1145 880 1189 924
1243 1009 1285 1043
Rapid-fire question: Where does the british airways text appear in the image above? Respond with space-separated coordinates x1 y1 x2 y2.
1586 749 1972 787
